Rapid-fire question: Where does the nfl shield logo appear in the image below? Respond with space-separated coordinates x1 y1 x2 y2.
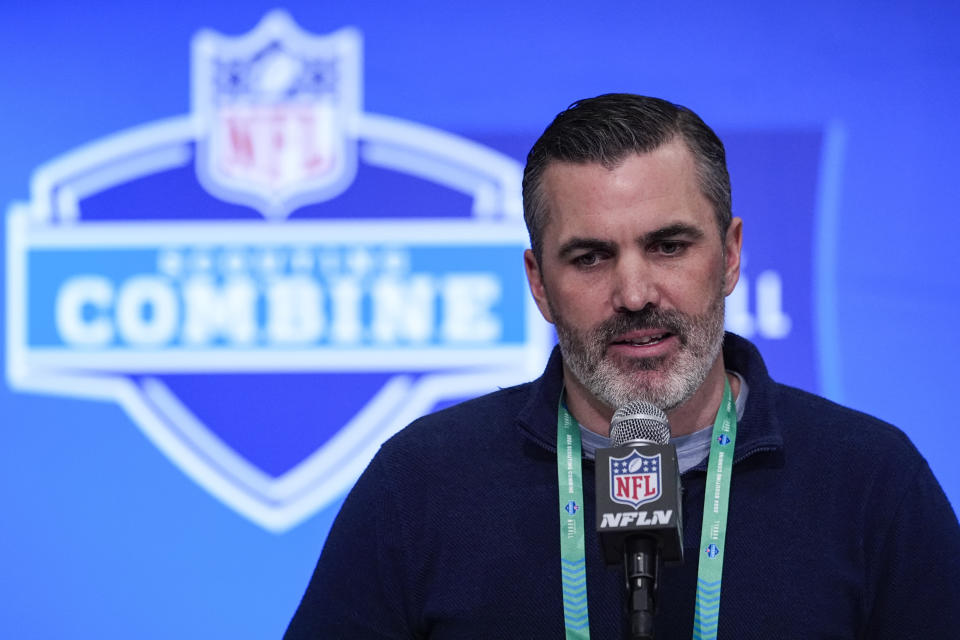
610 450 662 509
192 11 361 218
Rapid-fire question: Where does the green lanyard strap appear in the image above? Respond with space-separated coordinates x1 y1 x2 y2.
557 399 590 639
556 379 737 640
693 377 737 640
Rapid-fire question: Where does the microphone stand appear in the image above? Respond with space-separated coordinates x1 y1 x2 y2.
625 536 658 640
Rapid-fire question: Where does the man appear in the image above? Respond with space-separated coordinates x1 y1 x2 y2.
285 94 960 639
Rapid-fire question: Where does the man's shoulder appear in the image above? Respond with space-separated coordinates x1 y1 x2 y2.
727 332 920 461
770 380 920 459
380 379 538 454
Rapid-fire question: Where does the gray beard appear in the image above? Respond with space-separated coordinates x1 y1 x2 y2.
552 289 726 412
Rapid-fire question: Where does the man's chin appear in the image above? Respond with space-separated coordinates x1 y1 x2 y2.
590 365 676 408
603 351 671 373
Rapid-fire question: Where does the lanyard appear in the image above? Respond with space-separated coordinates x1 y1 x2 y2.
692 376 736 640
556 378 737 640
557 399 590 638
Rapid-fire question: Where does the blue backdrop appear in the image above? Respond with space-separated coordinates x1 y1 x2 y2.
2 3 958 638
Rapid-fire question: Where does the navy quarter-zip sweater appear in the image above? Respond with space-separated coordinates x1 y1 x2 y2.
286 333 960 639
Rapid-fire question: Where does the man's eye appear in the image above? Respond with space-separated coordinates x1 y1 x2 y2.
573 253 602 267
655 241 687 256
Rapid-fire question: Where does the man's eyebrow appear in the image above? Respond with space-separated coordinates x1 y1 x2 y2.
557 238 616 259
642 223 705 245
555 224 706 258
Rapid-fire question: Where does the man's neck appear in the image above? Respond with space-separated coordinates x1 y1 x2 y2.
563 356 737 437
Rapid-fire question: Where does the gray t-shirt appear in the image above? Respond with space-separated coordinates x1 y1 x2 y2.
578 372 748 474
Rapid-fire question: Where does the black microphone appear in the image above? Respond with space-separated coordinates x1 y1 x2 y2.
595 400 684 640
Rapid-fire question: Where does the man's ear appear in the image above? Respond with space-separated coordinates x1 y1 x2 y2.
524 249 555 324
723 217 743 296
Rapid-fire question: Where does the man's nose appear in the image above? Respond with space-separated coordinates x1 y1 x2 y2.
611 254 660 313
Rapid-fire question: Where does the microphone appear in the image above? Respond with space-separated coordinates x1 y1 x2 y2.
595 400 684 640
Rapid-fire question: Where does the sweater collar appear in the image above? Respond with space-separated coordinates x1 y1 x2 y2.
515 333 785 466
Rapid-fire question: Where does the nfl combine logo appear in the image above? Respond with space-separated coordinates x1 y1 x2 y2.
610 450 662 509
5 11 550 533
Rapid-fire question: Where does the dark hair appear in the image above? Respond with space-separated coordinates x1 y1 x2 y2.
522 94 732 264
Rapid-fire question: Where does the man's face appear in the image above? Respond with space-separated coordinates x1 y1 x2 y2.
524 139 742 412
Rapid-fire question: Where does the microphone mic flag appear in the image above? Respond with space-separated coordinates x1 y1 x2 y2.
595 400 684 639
596 399 684 564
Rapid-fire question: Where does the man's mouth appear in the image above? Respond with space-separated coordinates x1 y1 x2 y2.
612 332 674 347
